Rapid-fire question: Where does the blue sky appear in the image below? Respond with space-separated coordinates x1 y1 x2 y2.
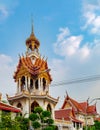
0 0 100 111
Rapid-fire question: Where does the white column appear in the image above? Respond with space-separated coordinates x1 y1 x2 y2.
19 78 21 92
17 80 19 93
41 77 43 90
58 124 62 130
45 80 48 91
38 78 41 90
79 123 80 129
28 77 30 89
75 122 77 129
25 76 27 91
33 79 35 90
39 78 41 90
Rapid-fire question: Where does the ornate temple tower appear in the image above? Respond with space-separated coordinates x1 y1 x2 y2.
7 24 58 118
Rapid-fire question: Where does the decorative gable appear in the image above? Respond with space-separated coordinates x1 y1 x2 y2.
64 101 72 109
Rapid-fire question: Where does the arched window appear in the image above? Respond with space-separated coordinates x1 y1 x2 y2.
30 79 33 89
47 104 52 112
29 44 32 50
21 76 25 91
17 103 23 110
31 101 39 113
17 102 23 116
43 78 46 91
35 79 38 89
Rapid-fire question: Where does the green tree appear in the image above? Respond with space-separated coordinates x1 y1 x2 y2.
29 106 55 130
15 115 29 130
83 120 100 130
0 112 21 130
0 111 29 130
94 120 100 130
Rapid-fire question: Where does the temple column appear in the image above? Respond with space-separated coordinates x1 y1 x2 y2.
17 80 19 93
38 78 41 90
33 79 35 90
19 78 21 92
28 77 30 91
40 78 42 90
79 123 80 129
40 77 43 90
25 76 27 91
75 122 77 129
45 80 47 91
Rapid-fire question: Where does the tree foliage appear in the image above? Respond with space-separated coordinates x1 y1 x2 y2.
15 116 29 130
0 111 29 130
0 106 56 130
29 106 55 130
94 120 100 130
32 121 41 129
83 120 100 130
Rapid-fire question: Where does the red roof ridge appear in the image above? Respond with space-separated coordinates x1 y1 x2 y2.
0 101 21 113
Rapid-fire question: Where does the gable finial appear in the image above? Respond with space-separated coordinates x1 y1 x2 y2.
66 90 69 100
66 90 68 96
87 97 90 104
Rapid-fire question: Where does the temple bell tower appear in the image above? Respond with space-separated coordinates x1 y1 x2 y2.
7 23 58 118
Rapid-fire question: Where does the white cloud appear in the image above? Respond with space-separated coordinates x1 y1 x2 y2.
0 1 19 22
91 16 100 33
57 27 70 42
82 0 100 34
0 54 12 65
79 45 90 60
49 59 69 82
54 27 90 59
0 5 9 21
0 54 16 98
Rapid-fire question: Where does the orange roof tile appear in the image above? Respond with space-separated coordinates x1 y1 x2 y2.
55 109 83 123
14 56 52 81
87 105 97 115
55 109 75 119
79 102 88 113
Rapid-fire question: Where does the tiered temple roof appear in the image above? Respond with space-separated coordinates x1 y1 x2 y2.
13 56 52 82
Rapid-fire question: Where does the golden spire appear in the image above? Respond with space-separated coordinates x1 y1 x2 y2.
31 15 34 35
26 16 40 52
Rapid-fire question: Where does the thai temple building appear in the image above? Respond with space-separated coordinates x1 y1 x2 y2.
7 23 58 119
55 93 98 130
